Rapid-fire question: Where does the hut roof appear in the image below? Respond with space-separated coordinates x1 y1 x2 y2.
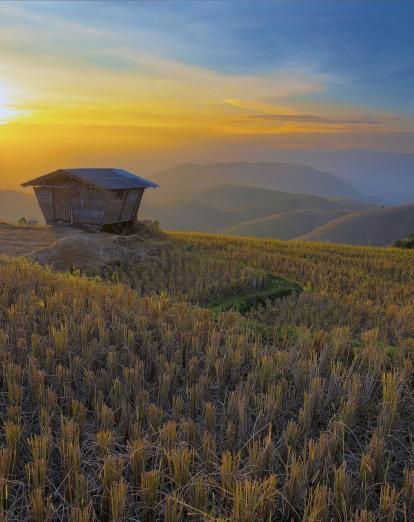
21 168 159 190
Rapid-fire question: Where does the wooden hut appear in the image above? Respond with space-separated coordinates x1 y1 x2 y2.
21 168 158 228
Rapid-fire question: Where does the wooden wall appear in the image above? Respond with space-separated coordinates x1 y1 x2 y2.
33 187 54 223
33 185 145 226
103 188 144 224
71 187 106 224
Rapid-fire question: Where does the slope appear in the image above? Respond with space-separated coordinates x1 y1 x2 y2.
223 209 349 239
141 183 374 234
2 231 414 519
300 203 414 245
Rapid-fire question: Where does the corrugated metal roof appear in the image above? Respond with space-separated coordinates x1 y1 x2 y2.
21 168 159 190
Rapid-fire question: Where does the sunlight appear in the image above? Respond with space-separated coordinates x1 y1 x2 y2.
0 83 25 123
0 107 16 124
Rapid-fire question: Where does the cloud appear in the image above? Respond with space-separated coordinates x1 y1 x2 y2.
0 23 335 129
0 1 411 137
249 113 401 126
0 1 334 111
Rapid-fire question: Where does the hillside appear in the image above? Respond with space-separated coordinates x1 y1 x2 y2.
194 185 370 215
300 203 414 245
142 184 373 235
143 199 236 231
1 228 414 519
223 209 349 239
146 161 360 203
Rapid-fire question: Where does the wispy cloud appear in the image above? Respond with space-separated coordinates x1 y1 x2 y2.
250 113 401 126
0 11 336 130
0 1 411 137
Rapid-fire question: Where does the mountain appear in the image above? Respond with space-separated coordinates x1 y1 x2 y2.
328 151 414 205
0 190 44 223
276 150 414 205
141 184 374 235
145 161 360 204
299 203 414 246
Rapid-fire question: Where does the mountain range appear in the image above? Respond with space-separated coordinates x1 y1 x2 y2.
3 161 414 246
275 150 414 205
142 183 374 236
146 161 360 202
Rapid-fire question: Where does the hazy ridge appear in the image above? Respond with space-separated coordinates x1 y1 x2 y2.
142 183 374 236
147 161 361 201
3 161 414 246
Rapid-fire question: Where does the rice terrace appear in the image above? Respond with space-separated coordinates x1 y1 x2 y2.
2 1 414 521
0 221 414 520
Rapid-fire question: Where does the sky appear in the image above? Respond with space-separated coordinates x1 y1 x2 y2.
1 0 414 188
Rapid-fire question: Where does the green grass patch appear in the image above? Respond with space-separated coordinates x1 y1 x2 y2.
205 274 301 314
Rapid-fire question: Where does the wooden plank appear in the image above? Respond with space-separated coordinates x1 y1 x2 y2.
131 189 144 221
71 187 105 225
103 191 124 224
118 190 129 222
33 187 54 221
54 189 71 222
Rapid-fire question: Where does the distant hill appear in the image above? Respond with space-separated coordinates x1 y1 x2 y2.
222 210 349 240
146 161 360 203
197 185 370 216
283 150 414 205
143 200 236 231
0 190 43 223
299 204 414 246
141 184 374 236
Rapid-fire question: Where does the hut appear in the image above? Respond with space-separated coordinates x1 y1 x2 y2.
21 168 158 229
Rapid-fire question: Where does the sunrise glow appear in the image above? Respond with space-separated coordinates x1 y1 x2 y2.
0 1 413 189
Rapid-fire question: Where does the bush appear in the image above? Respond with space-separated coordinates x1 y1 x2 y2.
393 233 414 248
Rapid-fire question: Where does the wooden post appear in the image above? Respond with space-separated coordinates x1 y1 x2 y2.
131 190 144 222
118 190 130 222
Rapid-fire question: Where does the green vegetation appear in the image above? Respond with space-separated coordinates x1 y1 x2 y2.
1 231 414 519
393 232 414 249
206 274 301 313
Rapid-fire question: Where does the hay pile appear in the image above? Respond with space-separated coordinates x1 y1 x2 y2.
26 232 166 271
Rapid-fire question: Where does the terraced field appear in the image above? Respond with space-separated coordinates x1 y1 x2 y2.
0 228 414 519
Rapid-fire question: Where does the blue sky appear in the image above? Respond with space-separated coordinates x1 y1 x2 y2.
6 0 412 113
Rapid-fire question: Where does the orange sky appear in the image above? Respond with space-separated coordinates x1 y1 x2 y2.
1 2 413 190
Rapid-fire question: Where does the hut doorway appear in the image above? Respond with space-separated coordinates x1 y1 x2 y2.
54 189 72 222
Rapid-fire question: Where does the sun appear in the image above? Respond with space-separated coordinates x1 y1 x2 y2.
0 83 24 124
0 107 17 124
